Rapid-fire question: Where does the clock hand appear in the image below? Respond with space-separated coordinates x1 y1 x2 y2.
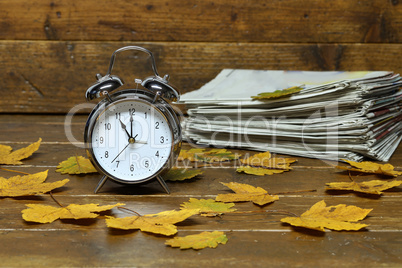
111 142 130 163
130 113 134 138
119 119 131 138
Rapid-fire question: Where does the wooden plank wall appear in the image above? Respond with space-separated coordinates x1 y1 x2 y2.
0 0 401 113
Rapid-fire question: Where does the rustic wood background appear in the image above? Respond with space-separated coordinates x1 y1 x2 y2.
0 0 401 113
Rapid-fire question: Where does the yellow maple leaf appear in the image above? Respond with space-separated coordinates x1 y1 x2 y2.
56 156 98 174
0 138 42 165
251 86 304 100
0 170 69 197
336 159 402 177
163 168 204 182
105 209 200 236
178 148 239 163
165 231 228 250
326 180 402 195
180 198 236 217
236 166 287 176
281 200 372 232
22 202 124 223
216 182 279 206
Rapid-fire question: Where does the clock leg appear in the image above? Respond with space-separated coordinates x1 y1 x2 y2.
94 175 109 194
156 175 170 194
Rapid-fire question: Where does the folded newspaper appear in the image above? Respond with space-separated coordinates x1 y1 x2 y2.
180 69 402 162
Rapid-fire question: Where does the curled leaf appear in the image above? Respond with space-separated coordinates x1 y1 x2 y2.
0 138 42 165
216 182 279 206
0 170 69 197
165 231 228 250
22 203 124 223
237 151 296 175
236 166 287 176
180 198 236 217
251 86 303 100
281 200 372 232
105 209 199 236
164 168 204 182
336 159 402 177
56 156 98 174
178 148 239 163
326 180 402 195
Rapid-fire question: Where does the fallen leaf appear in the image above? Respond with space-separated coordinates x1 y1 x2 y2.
180 198 236 217
178 148 239 163
22 202 124 223
236 166 287 176
105 209 199 236
280 200 372 232
56 156 98 174
216 182 279 206
163 168 204 182
0 170 69 197
165 231 228 250
251 86 303 100
336 159 402 177
326 180 402 195
0 138 42 165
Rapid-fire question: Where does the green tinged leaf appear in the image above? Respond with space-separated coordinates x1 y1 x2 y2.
252 86 303 100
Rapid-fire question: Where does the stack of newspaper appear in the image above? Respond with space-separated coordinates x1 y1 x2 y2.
180 69 402 161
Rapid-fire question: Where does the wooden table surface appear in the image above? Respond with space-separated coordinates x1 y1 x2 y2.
1 114 401 267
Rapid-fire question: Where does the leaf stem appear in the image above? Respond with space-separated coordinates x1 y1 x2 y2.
0 167 30 175
49 192 64 207
117 206 142 216
272 189 316 195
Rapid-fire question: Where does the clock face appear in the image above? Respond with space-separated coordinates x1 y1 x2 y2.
89 99 173 183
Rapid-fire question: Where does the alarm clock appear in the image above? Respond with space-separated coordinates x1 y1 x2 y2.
84 46 181 194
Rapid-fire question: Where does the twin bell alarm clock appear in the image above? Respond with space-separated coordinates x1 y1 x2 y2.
84 46 182 194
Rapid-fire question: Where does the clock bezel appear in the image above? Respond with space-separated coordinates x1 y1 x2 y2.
84 88 181 185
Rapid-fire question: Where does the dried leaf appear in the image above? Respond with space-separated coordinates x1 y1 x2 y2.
105 209 199 236
164 168 204 182
56 156 98 174
165 231 228 250
251 86 303 100
216 182 279 206
336 159 402 177
180 198 236 217
22 202 124 223
281 200 372 232
0 138 42 165
178 148 239 163
0 170 69 197
326 180 402 195
236 166 287 176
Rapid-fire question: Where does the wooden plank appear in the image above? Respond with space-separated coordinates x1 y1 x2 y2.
0 0 401 43
1 41 402 113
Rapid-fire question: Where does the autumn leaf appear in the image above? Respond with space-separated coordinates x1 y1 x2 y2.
165 231 228 250
56 156 98 174
0 138 42 165
280 200 372 232
236 166 288 176
216 182 279 206
178 148 239 163
0 170 69 197
180 198 236 217
22 202 124 223
251 86 304 100
336 159 402 177
105 209 200 236
326 180 402 195
164 168 204 182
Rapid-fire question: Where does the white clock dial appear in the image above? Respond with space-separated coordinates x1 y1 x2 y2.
90 99 173 182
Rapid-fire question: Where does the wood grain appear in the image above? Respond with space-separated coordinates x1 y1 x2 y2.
0 0 401 43
1 41 401 113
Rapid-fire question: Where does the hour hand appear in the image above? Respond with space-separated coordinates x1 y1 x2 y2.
119 119 131 138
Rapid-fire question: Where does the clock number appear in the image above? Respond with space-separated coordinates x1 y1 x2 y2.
160 136 164 143
100 137 104 144
155 122 159 129
116 160 120 168
130 164 134 172
129 108 135 115
105 123 111 130
144 160 149 168
105 151 109 158
115 113 121 120
155 151 159 157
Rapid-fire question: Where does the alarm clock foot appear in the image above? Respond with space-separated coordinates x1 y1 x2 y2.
94 175 109 194
156 175 170 194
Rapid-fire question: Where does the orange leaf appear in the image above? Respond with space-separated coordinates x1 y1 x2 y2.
178 148 239 163
326 180 402 195
165 231 228 250
336 159 402 177
0 138 42 165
